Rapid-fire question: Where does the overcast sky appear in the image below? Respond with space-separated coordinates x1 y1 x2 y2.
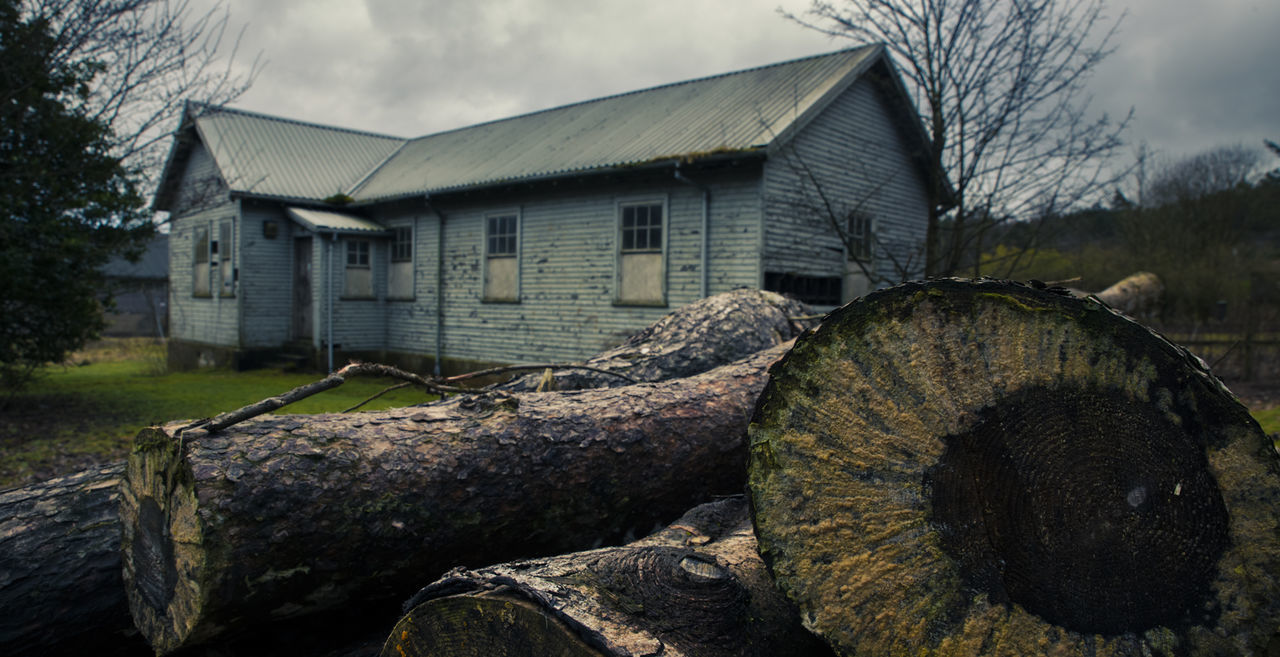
193 0 1279 171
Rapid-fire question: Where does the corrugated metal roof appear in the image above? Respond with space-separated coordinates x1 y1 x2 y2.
286 207 391 235
353 46 878 201
159 46 889 208
193 108 407 201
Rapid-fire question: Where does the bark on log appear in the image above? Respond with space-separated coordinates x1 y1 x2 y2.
382 497 833 657
0 463 150 656
495 288 811 391
747 278 1280 656
120 344 789 654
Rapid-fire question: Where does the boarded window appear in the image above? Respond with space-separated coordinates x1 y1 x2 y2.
219 222 235 296
389 225 414 299
617 202 664 305
764 272 842 307
193 226 211 296
344 239 373 298
484 213 519 302
847 211 873 261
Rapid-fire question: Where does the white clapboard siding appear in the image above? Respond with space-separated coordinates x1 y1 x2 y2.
167 203 240 347
362 169 763 364
761 73 930 285
238 202 295 348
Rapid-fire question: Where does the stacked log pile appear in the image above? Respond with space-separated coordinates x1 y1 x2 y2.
0 288 812 656
4 279 1279 657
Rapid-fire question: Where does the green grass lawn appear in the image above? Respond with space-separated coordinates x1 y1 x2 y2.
0 339 436 488
1254 407 1280 436
2 339 1277 490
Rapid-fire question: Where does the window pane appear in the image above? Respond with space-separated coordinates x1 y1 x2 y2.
348 240 370 266
194 228 209 264
392 226 412 262
487 215 518 256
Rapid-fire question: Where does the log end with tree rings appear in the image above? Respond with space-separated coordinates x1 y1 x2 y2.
747 278 1280 656
384 593 604 657
119 425 212 654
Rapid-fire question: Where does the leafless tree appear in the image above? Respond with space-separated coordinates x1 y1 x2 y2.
1144 143 1263 206
20 0 259 195
786 0 1131 276
1118 143 1270 323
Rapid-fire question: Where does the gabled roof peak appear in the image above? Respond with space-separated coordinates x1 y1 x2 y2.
185 101 408 141
406 45 880 143
156 45 939 209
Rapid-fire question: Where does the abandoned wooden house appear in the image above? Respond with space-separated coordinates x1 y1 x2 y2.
152 44 949 372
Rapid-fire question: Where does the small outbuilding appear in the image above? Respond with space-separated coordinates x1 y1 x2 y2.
102 234 169 338
153 45 950 372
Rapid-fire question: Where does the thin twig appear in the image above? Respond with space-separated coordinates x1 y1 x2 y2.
343 381 412 413
195 360 637 435
445 363 639 385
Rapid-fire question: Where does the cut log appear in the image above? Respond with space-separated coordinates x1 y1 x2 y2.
748 278 1280 656
0 463 150 656
382 497 833 657
120 343 789 654
495 288 811 391
1090 271 1164 316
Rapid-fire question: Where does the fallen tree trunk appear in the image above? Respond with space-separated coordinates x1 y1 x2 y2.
383 497 833 657
0 463 151 657
1087 270 1164 316
120 343 789 654
0 288 800 653
495 288 811 391
748 278 1280 656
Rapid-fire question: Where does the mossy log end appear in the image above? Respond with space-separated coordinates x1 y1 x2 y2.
382 497 834 657
747 278 1280 656
120 344 788 655
497 288 812 392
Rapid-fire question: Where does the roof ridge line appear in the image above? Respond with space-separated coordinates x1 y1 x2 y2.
347 139 412 197
190 102 409 142
401 45 877 144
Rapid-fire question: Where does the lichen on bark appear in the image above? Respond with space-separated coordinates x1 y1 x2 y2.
748 278 1280 656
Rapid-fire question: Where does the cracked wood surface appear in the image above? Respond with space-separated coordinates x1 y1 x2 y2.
748 278 1280 656
383 497 833 657
121 344 789 654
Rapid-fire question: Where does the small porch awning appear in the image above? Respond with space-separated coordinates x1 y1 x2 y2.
286 207 390 236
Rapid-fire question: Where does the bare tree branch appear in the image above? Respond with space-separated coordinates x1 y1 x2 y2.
18 0 260 198
786 0 1131 276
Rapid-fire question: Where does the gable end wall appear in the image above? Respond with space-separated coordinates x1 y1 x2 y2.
762 73 930 288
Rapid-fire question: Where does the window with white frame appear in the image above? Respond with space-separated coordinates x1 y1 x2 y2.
192 226 211 296
846 210 873 262
344 239 373 298
484 212 519 302
219 221 235 296
617 201 665 305
388 224 414 300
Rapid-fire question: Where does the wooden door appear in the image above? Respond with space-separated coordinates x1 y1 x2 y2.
293 237 313 340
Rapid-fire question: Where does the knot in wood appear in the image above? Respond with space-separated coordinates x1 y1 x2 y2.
595 547 747 645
